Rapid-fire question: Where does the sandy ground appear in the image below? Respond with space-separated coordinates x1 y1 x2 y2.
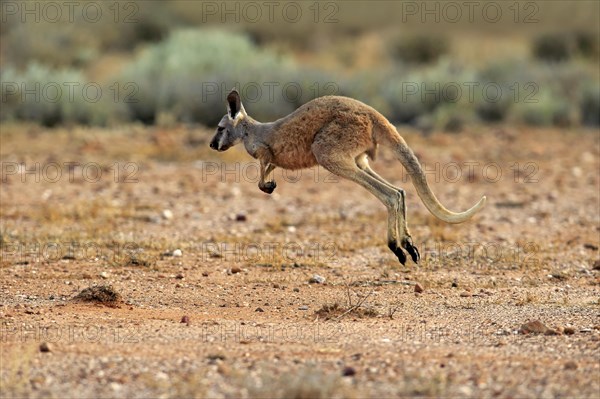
1 123 599 398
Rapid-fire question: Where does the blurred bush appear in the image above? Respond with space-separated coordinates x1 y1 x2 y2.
118 29 337 125
514 88 571 126
533 31 599 62
1 63 124 126
532 33 574 62
580 82 600 126
380 60 477 126
388 34 449 64
1 23 598 129
3 23 99 69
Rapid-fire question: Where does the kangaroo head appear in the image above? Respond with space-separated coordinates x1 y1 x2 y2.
209 89 248 152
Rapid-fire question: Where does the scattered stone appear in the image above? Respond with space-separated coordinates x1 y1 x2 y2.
287 226 297 233
564 361 578 370
579 328 593 333
109 382 123 392
230 267 242 274
73 285 122 306
460 292 471 297
202 272 209 277
82 273 92 279
255 307 264 312
583 243 599 251
293 288 300 292
175 273 184 279
309 274 326 284
545 328 560 336
172 249 182 257
162 209 173 220
99 271 109 279
207 354 226 364
414 283 424 293
39 342 51 352
342 366 356 376
181 315 190 325
235 213 247 222
564 327 576 335
592 260 600 270
145 215 161 224
519 320 558 335
298 305 309 310
451 280 458 288
155 372 169 380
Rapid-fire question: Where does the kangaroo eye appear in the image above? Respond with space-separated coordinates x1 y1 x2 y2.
217 126 225 132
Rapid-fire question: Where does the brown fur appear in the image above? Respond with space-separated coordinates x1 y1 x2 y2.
209 90 486 265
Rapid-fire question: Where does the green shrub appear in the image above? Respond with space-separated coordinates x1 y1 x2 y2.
514 88 571 126
381 60 477 124
574 31 600 60
532 33 574 62
580 82 600 126
389 34 449 64
118 29 338 125
0 63 123 126
3 23 99 69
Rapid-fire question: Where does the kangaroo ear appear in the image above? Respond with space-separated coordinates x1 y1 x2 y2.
227 89 242 119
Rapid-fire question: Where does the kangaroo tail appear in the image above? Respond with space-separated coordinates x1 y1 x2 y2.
379 126 486 224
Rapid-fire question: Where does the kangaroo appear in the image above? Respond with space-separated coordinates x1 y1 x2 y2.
209 89 486 265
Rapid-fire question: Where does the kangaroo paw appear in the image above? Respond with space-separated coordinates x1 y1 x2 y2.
402 237 420 264
388 241 407 265
259 181 277 194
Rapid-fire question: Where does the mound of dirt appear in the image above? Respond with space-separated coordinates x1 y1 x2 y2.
73 285 123 306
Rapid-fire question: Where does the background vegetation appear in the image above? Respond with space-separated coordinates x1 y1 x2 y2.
0 0 598 129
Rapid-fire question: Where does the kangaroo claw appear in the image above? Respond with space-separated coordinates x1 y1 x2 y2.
259 181 277 194
388 241 407 265
402 237 420 264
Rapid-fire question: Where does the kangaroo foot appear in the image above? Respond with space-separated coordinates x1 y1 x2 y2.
259 181 277 194
402 237 420 264
388 241 407 265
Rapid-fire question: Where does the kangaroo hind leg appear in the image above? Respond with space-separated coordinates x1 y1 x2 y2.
355 153 420 263
312 145 407 265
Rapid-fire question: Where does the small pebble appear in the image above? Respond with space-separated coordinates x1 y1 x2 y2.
162 209 173 220
309 274 326 284
255 307 264 312
519 320 557 335
202 272 209 277
564 327 576 335
460 292 471 297
175 273 184 279
39 342 51 352
235 213 247 222
342 366 356 376
230 267 241 274
293 288 300 292
99 272 109 279
564 361 578 370
298 305 309 310
414 283 424 293
172 249 183 257
181 315 190 325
